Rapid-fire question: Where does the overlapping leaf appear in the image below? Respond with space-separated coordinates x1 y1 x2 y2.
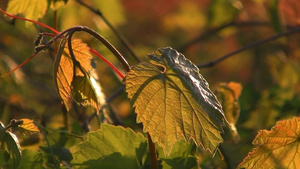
0 121 21 168
6 0 47 26
72 124 147 169
216 82 242 142
53 38 100 111
238 117 300 169
125 47 226 155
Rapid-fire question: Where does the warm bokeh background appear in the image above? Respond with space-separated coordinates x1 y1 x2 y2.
1 0 300 168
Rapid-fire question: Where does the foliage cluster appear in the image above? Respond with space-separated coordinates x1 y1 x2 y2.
1 0 300 168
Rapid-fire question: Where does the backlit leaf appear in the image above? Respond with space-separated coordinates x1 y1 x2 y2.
53 38 100 111
238 117 300 169
216 82 242 143
16 118 40 135
157 140 197 169
125 47 225 155
6 0 47 26
71 75 99 109
72 124 147 169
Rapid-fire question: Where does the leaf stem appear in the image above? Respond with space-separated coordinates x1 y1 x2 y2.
147 132 158 169
65 26 131 72
197 26 300 68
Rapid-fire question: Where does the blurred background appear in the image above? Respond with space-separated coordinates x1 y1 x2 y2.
1 0 300 168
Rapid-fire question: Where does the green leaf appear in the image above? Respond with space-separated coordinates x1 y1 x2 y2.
6 0 48 26
238 117 300 169
0 150 10 167
17 149 46 169
72 124 147 169
71 75 99 109
158 140 197 169
0 121 21 168
125 47 225 155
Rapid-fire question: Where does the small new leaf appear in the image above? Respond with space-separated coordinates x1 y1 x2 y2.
216 82 242 143
238 117 300 169
125 47 226 155
17 118 40 135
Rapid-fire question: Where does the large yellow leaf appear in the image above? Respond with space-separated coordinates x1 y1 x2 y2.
125 47 226 155
238 117 300 169
53 38 100 111
6 0 47 26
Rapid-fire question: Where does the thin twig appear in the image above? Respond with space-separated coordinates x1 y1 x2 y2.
75 0 140 63
197 26 300 68
179 21 271 52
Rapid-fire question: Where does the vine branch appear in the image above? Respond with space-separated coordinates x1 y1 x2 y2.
197 26 300 68
75 0 140 63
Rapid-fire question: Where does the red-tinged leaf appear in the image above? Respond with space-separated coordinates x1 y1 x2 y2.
53 38 101 111
125 47 226 155
238 117 300 169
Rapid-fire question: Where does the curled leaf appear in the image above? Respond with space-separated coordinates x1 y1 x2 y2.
125 47 226 155
53 38 102 111
0 121 21 168
216 82 242 143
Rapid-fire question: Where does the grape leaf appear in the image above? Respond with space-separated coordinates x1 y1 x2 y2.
18 149 45 169
53 38 100 111
72 124 147 169
16 118 40 135
157 140 197 169
216 82 242 143
0 121 21 168
125 47 226 155
238 117 300 169
6 0 48 26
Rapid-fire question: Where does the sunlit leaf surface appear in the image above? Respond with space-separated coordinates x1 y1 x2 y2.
125 47 225 155
17 118 40 135
238 117 300 169
72 124 147 169
53 38 100 110
6 0 47 26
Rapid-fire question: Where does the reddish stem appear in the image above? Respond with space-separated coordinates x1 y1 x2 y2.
0 8 60 34
0 52 38 77
147 132 158 169
89 48 125 79
1 9 125 79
